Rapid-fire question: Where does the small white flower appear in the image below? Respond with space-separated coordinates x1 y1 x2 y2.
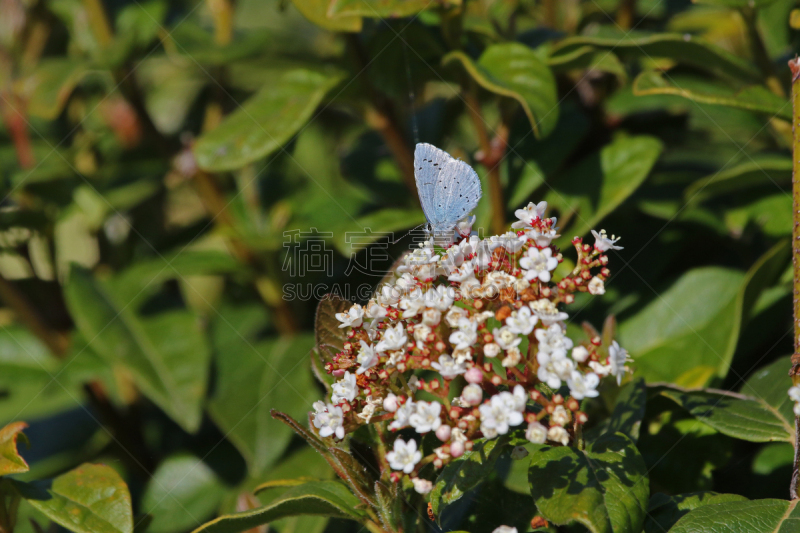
567 371 600 400
537 352 575 389
331 371 357 404
547 425 570 446
511 201 548 229
592 229 623 252
335 303 364 328
519 247 559 283
493 326 521 350
409 401 442 433
789 385 800 403
589 360 612 377
376 323 408 352
389 400 415 430
383 393 398 412
387 438 422 474
486 232 524 253
448 262 476 282
479 393 524 435
502 346 522 368
608 341 630 385
525 227 560 247
461 384 483 406
588 276 605 295
356 341 378 374
492 527 518 533
412 477 433 494
535 324 573 357
357 396 383 423
484 343 501 358
456 215 476 236
365 300 388 322
445 306 469 328
312 403 345 440
376 284 402 306
413 324 432 349
452 346 473 364
422 308 441 326
505 306 537 335
450 317 478 350
429 285 455 311
551 405 571 426
529 299 569 325
795 403 800 417
399 292 427 318
431 354 467 379
572 346 590 363
525 421 548 444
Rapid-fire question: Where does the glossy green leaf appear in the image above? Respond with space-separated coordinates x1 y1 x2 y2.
191 481 365 533
64 267 211 432
739 354 795 436
684 156 792 203
0 421 28 475
430 435 519 518
194 68 345 172
16 58 92 120
444 43 559 138
16 463 133 533
657 386 793 444
619 239 788 386
644 492 748 533
587 378 647 443
549 46 627 82
528 433 649 533
328 0 460 18
208 320 320 476
290 0 361 31
725 194 791 237
633 71 790 120
548 135 662 240
550 30 759 80
141 454 227 533
670 499 800 532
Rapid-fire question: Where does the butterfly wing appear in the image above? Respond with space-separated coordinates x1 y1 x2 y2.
414 143 451 226
432 157 482 232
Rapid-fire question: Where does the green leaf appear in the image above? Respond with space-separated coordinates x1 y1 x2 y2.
725 194 792 237
15 463 133 533
548 135 663 240
684 156 792 203
693 0 779 7
549 46 627 82
15 58 93 120
141 454 227 533
528 433 649 533
208 325 320 476
587 378 647 443
669 499 800 532
550 30 759 81
619 239 788 386
327 0 460 18
644 492 748 533
656 386 794 444
290 0 361 31
191 481 365 533
193 68 345 172
443 43 559 138
430 435 518 518
137 57 206 135
632 71 790 120
64 267 211 433
0 422 28 475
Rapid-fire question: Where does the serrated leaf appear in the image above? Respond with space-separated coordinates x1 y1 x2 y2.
669 499 800 532
550 30 759 81
15 463 133 533
632 71 790 120
528 433 649 533
549 135 662 240
645 492 748 533
208 325 320 476
430 435 518 518
64 267 211 433
0 421 28 475
191 481 365 533
443 43 559 138
194 69 345 172
327 0 460 18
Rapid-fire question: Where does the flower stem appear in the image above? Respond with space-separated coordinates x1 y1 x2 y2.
788 57 800 500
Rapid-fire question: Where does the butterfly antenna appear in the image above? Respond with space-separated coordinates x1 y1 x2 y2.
390 222 426 245
403 40 420 145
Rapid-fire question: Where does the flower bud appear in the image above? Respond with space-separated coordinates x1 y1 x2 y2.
383 393 398 412
461 384 483 406
436 424 452 442
464 367 483 384
450 441 465 458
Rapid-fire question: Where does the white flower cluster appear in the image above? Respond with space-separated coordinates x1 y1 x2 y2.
312 200 630 483
788 384 800 417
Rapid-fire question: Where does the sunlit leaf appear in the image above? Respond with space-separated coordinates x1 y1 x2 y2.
328 0 460 18
528 433 649 533
194 68 345 172
15 58 92 120
443 43 559 138
670 499 800 532
15 463 133 533
0 421 28 475
644 492 748 533
290 0 361 31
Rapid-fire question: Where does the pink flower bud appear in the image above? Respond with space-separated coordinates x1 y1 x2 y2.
464 367 483 384
450 441 465 458
436 425 452 442
383 393 398 412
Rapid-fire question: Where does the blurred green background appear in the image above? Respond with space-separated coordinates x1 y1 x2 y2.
0 0 798 531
